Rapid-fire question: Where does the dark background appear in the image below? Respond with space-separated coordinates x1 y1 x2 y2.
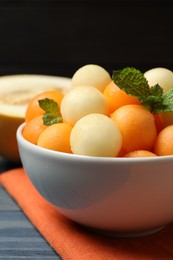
0 0 172 78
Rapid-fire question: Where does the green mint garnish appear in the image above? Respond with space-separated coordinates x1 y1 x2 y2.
38 98 62 126
112 67 173 114
155 88 173 113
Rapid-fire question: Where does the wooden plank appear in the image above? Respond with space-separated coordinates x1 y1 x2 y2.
0 185 61 259
0 186 19 211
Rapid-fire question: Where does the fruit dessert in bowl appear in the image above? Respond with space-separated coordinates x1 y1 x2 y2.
17 64 173 237
0 74 71 161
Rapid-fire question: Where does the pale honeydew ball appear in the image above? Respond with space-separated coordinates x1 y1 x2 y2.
71 64 112 92
60 85 108 125
144 67 173 92
70 113 122 157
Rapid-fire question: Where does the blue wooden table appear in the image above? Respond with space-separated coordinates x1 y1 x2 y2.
0 158 61 259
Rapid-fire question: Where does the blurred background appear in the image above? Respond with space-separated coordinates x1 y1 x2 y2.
0 0 172 78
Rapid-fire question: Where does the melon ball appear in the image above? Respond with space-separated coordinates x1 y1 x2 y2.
60 85 108 125
159 111 173 127
71 64 112 92
144 67 173 92
70 113 122 157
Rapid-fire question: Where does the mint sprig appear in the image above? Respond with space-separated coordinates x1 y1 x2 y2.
155 88 173 113
112 67 173 114
38 98 62 126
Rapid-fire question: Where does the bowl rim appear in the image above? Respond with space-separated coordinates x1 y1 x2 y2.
17 122 173 164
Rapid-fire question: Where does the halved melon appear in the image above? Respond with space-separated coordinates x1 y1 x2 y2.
0 74 71 162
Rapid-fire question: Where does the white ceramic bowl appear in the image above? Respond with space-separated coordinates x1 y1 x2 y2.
17 123 173 237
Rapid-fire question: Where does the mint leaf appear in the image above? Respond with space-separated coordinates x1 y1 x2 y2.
142 95 163 112
112 67 150 100
150 84 163 97
112 67 173 114
141 84 164 112
38 98 62 126
154 88 173 114
42 113 62 126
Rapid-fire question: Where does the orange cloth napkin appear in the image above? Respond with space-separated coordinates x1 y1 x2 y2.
1 168 173 260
